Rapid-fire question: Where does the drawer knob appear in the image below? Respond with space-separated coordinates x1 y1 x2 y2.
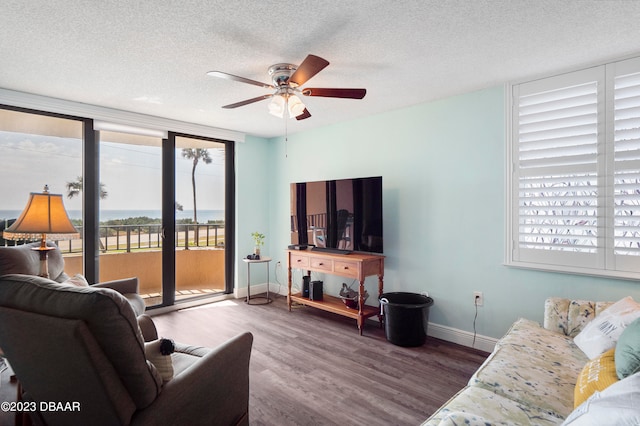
318 262 324 266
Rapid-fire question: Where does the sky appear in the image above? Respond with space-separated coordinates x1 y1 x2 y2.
0 130 225 214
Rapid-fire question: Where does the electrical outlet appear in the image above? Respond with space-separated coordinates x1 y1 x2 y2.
474 291 483 307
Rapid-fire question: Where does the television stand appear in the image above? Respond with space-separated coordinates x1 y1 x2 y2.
286 249 385 335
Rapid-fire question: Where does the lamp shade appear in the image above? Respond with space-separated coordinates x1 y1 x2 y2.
3 187 79 241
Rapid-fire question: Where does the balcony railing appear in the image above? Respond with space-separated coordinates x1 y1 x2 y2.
1 222 225 253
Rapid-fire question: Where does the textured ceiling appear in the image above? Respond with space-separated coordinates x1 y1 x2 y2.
2 0 640 138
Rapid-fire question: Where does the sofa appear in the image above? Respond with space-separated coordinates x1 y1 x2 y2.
423 297 640 425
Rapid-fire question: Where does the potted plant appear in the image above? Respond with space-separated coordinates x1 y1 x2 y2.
251 232 265 256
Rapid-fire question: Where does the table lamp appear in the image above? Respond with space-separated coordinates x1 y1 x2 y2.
2 185 79 278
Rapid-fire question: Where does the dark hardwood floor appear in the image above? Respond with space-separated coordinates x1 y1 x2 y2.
0 295 489 426
153 294 489 426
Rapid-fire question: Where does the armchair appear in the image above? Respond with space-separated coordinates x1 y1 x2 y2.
0 274 253 425
0 242 145 315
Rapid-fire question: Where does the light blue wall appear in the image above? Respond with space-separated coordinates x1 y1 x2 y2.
235 135 271 290
239 84 640 339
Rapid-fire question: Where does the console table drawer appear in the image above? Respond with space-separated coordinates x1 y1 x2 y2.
333 260 359 278
310 257 332 272
289 254 309 268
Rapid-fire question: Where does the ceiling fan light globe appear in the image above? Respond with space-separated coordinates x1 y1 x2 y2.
268 95 285 118
288 95 305 118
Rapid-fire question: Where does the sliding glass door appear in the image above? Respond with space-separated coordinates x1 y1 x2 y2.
98 130 164 306
1 105 234 307
173 135 227 301
97 131 230 307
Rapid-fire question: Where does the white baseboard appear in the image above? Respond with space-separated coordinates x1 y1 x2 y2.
238 283 497 353
235 282 287 299
426 322 497 353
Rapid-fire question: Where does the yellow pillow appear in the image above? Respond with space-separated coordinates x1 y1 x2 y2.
574 348 619 408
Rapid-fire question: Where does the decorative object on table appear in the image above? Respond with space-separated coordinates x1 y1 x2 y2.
309 280 324 301
251 231 265 256
339 282 369 309
2 185 79 278
302 275 311 298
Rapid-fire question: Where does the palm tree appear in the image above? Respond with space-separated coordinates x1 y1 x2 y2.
66 176 108 199
181 148 212 223
66 176 108 251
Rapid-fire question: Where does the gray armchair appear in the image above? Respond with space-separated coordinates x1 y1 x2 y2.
0 274 253 425
0 242 145 315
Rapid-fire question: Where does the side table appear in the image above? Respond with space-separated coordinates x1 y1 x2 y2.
242 256 272 305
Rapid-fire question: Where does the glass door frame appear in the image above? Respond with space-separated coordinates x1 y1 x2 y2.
159 132 235 307
1 105 235 307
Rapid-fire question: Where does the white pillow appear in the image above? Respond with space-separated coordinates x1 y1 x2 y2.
144 339 174 382
574 296 640 359
562 372 640 425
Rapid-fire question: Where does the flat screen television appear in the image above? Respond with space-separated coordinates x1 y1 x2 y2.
290 176 383 254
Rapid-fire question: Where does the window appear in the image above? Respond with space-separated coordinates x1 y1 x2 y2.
1 96 237 305
508 56 640 279
0 108 85 265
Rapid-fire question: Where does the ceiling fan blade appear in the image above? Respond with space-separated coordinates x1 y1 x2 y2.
301 88 367 99
289 55 330 87
295 108 312 121
222 94 273 109
207 71 274 89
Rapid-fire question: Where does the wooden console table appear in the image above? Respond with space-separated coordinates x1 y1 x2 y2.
286 249 384 335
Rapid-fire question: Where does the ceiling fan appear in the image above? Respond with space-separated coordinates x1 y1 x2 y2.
207 54 366 120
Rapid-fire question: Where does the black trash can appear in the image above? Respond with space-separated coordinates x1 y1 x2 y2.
379 292 434 347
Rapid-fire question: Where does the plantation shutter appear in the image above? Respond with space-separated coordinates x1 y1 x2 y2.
512 68 604 269
612 61 640 273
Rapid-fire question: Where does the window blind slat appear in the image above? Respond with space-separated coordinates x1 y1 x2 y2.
518 164 596 177
519 123 596 144
519 82 597 107
520 105 596 126
520 134 598 152
520 154 597 169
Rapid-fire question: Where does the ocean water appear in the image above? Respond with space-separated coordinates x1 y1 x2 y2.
0 209 224 223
